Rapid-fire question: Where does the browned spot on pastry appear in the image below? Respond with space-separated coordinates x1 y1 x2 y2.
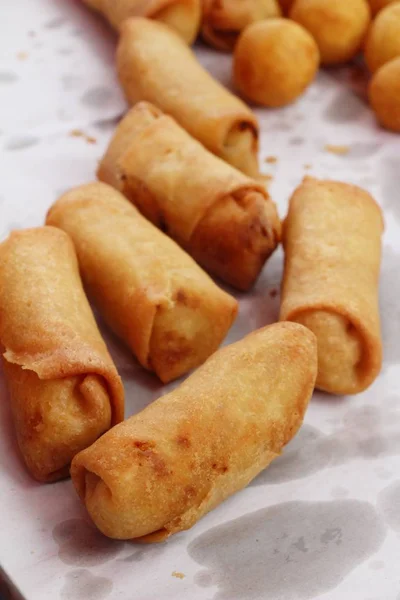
176 435 191 448
185 486 196 499
134 440 155 452
142 449 169 477
28 412 44 434
161 331 192 366
175 289 188 305
212 463 228 474
175 289 200 309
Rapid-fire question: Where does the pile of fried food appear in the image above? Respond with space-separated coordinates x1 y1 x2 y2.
0 0 387 543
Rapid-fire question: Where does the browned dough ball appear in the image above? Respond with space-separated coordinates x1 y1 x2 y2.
233 18 320 107
364 2 400 73
289 0 371 66
369 56 400 132
368 0 398 16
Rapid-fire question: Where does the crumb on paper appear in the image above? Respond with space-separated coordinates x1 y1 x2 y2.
264 156 277 164
17 52 28 60
269 288 278 298
172 571 185 579
304 163 312 170
324 144 350 156
28 31 36 38
69 130 97 144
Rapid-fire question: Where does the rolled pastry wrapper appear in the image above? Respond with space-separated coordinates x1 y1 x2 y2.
98 102 281 291
280 177 383 395
116 18 260 176
47 183 238 383
82 0 201 43
201 0 282 52
71 322 317 541
0 227 124 482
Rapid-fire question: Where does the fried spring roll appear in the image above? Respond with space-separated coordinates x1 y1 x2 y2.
116 18 260 176
0 227 124 482
47 183 238 383
82 0 201 44
201 0 282 52
280 177 383 395
71 322 317 541
98 102 281 291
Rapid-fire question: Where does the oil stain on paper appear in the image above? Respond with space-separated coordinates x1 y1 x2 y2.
189 500 386 600
61 569 113 600
378 480 400 532
52 518 121 567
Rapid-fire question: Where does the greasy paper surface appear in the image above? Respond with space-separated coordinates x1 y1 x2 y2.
0 1 400 599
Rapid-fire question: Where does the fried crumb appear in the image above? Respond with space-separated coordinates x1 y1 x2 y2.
264 156 277 164
324 144 350 156
17 52 28 60
172 571 185 579
269 288 278 298
304 163 312 170
69 130 97 144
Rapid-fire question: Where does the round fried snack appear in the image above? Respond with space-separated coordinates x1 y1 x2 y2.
364 2 400 73
290 0 371 65
368 0 398 16
201 0 281 52
369 57 400 132
233 19 319 107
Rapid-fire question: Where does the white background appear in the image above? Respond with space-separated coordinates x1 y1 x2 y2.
0 1 400 599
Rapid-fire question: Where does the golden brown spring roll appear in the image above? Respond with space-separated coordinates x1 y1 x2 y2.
47 183 238 383
116 17 260 176
0 227 124 482
71 322 317 541
82 0 201 44
280 177 383 395
98 102 281 291
201 0 282 52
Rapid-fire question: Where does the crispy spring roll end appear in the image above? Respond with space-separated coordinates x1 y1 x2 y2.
191 189 281 290
293 311 374 395
4 362 112 483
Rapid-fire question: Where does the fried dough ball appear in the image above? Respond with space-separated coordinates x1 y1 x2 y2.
368 56 400 132
364 2 400 73
233 19 319 107
289 0 371 65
